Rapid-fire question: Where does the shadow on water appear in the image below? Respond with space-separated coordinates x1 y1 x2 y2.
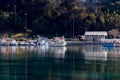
0 45 120 80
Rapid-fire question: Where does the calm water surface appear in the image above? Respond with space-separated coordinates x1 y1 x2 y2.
0 45 120 80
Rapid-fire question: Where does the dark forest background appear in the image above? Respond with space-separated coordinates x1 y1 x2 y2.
0 0 120 37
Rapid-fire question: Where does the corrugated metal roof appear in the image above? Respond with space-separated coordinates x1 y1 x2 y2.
84 31 107 36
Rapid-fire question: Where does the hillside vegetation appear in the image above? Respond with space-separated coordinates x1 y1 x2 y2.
0 0 120 37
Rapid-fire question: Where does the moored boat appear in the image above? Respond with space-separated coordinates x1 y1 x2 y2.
18 40 36 46
102 43 114 47
49 36 66 47
0 33 9 46
37 40 49 46
113 40 120 47
10 39 18 46
0 39 9 46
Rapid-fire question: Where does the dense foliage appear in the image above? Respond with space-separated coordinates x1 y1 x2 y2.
0 0 120 37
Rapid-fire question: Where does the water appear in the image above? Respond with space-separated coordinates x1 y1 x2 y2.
0 45 120 80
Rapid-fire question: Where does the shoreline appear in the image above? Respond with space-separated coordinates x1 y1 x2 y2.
66 41 103 46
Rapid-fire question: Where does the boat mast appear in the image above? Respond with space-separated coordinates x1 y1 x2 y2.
72 13 75 38
25 13 27 40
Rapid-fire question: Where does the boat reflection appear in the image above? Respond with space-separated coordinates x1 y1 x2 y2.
37 45 49 57
0 46 37 60
0 46 67 60
49 47 67 59
107 47 120 61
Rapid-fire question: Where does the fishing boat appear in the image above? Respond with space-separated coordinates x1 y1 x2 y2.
0 39 9 46
101 40 120 47
18 41 29 46
0 33 9 46
36 36 49 46
101 38 120 47
49 36 66 47
113 40 120 47
37 40 49 46
18 40 36 46
9 39 18 46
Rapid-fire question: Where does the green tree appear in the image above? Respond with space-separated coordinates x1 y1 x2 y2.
8 13 25 33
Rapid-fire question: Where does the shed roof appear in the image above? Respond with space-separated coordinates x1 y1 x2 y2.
84 31 107 36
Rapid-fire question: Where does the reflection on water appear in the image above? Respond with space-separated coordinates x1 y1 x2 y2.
0 45 120 80
49 47 67 58
0 46 67 60
82 45 108 61
81 45 120 61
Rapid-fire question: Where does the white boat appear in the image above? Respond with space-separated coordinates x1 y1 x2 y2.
0 39 9 46
114 44 120 47
101 39 120 47
37 40 49 46
0 34 9 46
49 36 66 47
10 40 18 46
114 42 120 47
18 41 36 46
37 36 49 46
18 41 29 46
110 40 120 47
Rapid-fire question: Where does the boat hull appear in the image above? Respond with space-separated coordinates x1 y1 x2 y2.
49 42 66 47
102 43 114 47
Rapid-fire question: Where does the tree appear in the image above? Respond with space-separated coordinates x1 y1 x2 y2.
108 29 119 38
8 13 25 33
32 17 49 35
0 11 10 32
62 0 78 11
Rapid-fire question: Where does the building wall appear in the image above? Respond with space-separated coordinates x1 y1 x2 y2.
85 35 105 42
